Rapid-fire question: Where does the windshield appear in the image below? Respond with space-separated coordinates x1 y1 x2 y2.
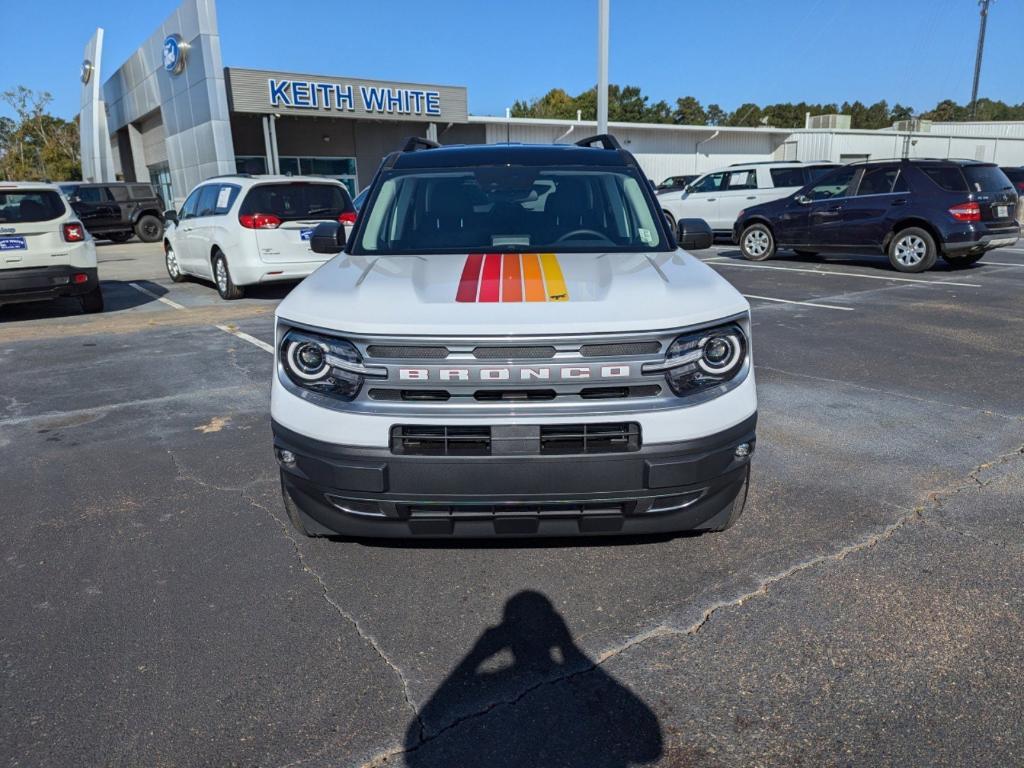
0 190 66 223
355 167 665 254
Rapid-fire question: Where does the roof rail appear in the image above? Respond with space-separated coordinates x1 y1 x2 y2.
209 173 254 179
574 134 623 150
402 136 441 153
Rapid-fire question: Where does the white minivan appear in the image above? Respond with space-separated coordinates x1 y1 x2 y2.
163 175 356 299
659 161 837 236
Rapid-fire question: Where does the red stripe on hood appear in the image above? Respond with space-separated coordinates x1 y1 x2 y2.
456 253 485 302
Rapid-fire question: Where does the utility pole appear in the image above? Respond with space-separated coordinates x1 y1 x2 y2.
597 0 609 134
970 0 992 119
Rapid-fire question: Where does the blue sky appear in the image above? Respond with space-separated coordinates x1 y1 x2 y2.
2 0 1022 120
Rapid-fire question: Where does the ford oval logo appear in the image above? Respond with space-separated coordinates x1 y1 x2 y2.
162 34 188 75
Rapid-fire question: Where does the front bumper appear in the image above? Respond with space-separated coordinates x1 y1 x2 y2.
273 414 756 538
0 265 98 305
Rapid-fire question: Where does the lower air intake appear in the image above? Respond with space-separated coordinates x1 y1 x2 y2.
540 423 641 455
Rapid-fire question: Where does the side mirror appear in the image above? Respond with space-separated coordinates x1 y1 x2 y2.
676 218 713 251
795 194 811 205
310 221 347 254
164 209 178 225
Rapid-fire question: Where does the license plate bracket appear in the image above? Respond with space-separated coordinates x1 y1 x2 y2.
996 205 1008 219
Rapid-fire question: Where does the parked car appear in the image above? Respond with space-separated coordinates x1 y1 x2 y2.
59 182 165 243
162 175 357 299
999 167 1024 195
352 187 368 212
659 161 838 235
271 134 754 539
734 159 1020 272
656 174 698 194
0 182 103 313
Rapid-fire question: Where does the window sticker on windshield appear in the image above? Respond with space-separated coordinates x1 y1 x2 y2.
216 187 231 210
639 228 653 244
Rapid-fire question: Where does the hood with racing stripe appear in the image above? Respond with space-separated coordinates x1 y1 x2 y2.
275 249 748 337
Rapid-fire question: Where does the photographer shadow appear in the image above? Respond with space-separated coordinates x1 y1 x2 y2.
405 591 662 767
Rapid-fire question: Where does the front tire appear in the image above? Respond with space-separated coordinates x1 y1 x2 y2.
888 227 937 273
213 251 244 300
942 252 984 269
135 214 164 243
79 286 104 314
165 243 186 283
739 223 776 261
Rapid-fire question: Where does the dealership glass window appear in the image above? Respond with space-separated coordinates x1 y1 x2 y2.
281 156 358 197
236 156 268 175
149 164 173 211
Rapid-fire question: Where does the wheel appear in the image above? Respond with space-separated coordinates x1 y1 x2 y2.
662 210 677 239
739 223 776 261
706 467 750 532
213 251 244 300
79 286 104 314
793 249 818 257
888 227 937 273
942 252 985 269
164 243 186 282
135 214 163 243
106 232 133 243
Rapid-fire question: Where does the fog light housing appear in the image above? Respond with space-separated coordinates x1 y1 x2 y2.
277 449 297 466
734 442 751 458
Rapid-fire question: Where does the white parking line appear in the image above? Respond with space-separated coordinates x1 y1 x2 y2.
128 282 187 310
701 258 982 288
215 325 274 354
980 261 1024 268
743 294 854 311
128 281 273 354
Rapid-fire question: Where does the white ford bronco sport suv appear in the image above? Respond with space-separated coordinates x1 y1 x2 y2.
0 182 103 313
270 135 757 538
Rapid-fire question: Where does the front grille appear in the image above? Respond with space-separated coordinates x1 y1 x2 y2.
540 423 641 455
369 389 451 402
473 345 557 359
580 341 661 357
401 502 625 519
579 385 661 399
366 345 449 359
474 389 557 402
391 426 491 456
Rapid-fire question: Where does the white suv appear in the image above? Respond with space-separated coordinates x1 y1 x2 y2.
163 175 356 299
0 182 102 313
659 161 838 235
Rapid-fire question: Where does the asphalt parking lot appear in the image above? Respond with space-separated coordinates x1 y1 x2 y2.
2 239 1023 767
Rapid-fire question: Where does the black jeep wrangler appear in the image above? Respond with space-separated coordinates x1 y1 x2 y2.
59 182 165 243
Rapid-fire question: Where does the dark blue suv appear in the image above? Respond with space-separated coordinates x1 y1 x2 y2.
733 159 1020 272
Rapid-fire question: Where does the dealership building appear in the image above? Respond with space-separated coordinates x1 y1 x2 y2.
80 0 1024 207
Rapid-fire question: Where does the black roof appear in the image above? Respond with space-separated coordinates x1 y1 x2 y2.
390 142 633 170
848 157 998 167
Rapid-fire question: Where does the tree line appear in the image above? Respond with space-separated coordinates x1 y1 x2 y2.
511 85 1024 129
0 87 81 182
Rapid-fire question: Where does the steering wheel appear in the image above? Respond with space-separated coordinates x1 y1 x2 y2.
555 228 615 245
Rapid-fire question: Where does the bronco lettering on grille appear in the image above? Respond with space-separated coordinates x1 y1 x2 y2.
396 365 632 381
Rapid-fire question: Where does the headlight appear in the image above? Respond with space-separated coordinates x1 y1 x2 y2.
644 322 748 397
280 329 383 401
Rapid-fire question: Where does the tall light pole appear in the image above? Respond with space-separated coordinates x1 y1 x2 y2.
970 0 992 119
597 0 609 134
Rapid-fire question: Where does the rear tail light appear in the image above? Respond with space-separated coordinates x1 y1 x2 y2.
62 222 85 242
1016 182 1024 193
948 202 981 222
73 273 89 284
238 213 282 229
338 211 357 225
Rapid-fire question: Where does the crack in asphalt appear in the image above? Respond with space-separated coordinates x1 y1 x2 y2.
360 443 1024 767
242 488 427 757
165 448 273 494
